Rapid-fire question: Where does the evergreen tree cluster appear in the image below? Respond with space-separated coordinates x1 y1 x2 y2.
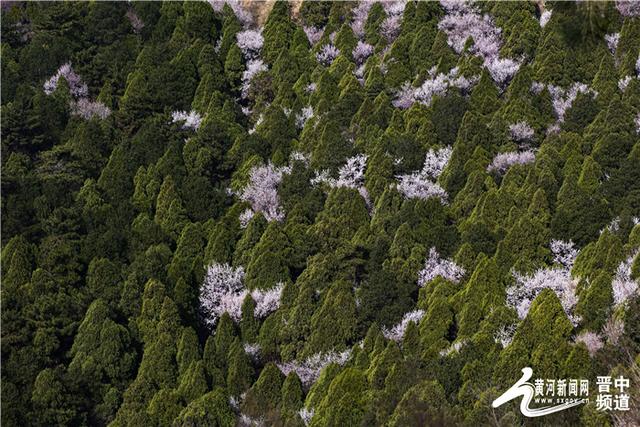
2 1 640 426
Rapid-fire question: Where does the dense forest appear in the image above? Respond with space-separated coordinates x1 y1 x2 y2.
2 1 640 426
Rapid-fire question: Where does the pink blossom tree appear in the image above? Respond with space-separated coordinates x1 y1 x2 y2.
612 250 639 308
70 98 111 120
508 121 535 143
487 150 535 174
171 110 203 130
303 26 324 45
396 146 452 203
418 247 465 286
200 263 246 326
238 163 290 222
276 350 351 387
352 41 374 64
382 309 425 342
316 44 340 66
43 62 88 98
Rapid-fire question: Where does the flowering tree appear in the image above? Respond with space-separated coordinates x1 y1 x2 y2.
550 239 578 269
295 106 314 129
171 110 203 130
352 41 374 64
209 0 253 26
487 150 535 174
605 33 620 54
243 343 261 359
44 62 111 120
236 29 264 60
418 247 465 286
303 26 324 45
539 10 552 28
126 8 144 34
200 263 284 327
612 250 639 307
311 154 370 206
438 1 520 86
494 324 516 348
393 67 476 109
238 163 290 222
616 0 640 17
350 1 374 38
276 350 351 387
200 263 246 326
252 283 284 318
575 331 603 356
506 240 581 325
618 76 633 92
382 309 425 342
43 62 88 97
70 98 111 120
533 82 598 123
241 59 267 98
316 44 340 66
508 121 535 143
396 146 452 203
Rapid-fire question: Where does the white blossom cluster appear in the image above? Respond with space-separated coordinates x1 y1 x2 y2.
350 1 375 39
237 31 262 68
539 10 552 28
295 106 314 129
70 98 111 120
43 62 88 97
438 1 521 86
252 283 284 318
602 316 625 345
487 150 536 174
618 75 634 92
239 414 265 427
200 263 284 327
200 263 246 326
418 247 465 286
635 112 640 134
382 309 425 342
507 240 580 325
243 343 261 359
605 33 620 54
303 26 324 45
550 239 578 269
238 162 290 222
126 8 144 34
312 154 370 206
542 82 597 123
615 0 640 17
241 59 267 98
171 110 203 130
44 62 111 120
396 146 452 203
316 44 340 66
439 340 466 357
393 67 476 109
612 250 639 308
508 121 535 143
298 407 315 426
276 350 351 387
575 331 604 356
352 40 374 64
380 1 406 43
209 0 253 27
494 324 516 348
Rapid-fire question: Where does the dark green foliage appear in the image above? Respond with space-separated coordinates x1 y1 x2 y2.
2 3 638 426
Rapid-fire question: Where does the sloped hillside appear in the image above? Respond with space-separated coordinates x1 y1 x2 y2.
1 1 640 426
